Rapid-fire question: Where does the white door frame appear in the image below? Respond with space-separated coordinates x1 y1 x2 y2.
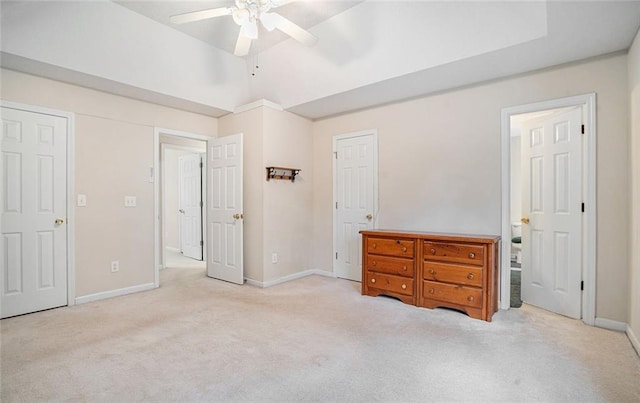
160 143 206 268
154 128 210 287
332 129 379 276
500 93 596 325
0 100 76 308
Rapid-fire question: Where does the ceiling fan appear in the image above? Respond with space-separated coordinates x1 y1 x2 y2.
170 0 318 57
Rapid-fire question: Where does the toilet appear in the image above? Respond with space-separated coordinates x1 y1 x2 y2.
511 222 522 266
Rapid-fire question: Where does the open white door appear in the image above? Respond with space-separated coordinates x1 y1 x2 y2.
521 107 582 318
334 131 377 281
1 106 68 318
207 133 243 284
179 153 203 260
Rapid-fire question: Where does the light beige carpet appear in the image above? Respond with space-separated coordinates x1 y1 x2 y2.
2 267 639 402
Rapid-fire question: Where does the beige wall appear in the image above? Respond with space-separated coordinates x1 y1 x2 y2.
312 54 630 322
629 28 640 345
1 69 217 297
262 108 314 282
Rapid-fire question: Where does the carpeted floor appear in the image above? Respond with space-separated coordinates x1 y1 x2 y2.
2 267 639 402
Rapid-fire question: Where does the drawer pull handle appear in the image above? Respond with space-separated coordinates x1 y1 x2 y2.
401 284 407 290
429 269 436 275
469 252 476 259
372 243 377 249
371 278 376 284
467 296 474 302
402 246 407 252
467 273 474 280
429 288 435 294
372 261 377 266
430 248 436 254
403 266 407 271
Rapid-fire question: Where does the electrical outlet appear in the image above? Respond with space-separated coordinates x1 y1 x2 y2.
111 260 119 273
271 253 278 264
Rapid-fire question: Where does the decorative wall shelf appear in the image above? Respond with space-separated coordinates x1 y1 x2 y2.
266 166 301 182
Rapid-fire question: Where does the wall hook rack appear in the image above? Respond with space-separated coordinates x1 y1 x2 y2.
266 166 301 182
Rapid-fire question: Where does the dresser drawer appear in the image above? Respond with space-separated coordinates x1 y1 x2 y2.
367 272 414 296
423 241 484 266
423 280 482 309
368 237 414 258
367 255 414 277
423 261 483 287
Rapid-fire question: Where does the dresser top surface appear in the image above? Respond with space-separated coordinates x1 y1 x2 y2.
360 229 501 244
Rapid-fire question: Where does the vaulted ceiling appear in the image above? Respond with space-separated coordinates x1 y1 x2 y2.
2 1 640 120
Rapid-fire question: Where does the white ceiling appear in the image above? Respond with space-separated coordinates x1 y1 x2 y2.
1 1 640 120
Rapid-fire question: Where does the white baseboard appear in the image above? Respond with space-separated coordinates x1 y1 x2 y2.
245 269 336 288
594 317 628 332
165 246 180 252
75 282 156 305
627 325 640 356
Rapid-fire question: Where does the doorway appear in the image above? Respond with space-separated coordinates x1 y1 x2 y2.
1 101 76 318
160 141 206 272
333 130 379 282
500 94 596 325
156 131 208 285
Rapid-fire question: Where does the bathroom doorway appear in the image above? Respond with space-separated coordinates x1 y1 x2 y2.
501 94 596 324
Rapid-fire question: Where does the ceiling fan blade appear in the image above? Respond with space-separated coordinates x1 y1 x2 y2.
170 7 232 24
235 33 252 56
239 20 258 40
260 12 317 46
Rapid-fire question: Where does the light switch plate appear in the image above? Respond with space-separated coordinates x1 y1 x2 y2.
124 196 137 207
77 194 87 207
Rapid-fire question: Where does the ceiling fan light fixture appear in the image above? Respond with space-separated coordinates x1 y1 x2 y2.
239 20 259 40
232 8 250 25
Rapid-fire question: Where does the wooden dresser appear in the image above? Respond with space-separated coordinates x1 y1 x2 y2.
361 230 500 322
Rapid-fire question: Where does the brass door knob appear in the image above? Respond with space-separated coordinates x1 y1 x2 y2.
401 284 407 290
233 213 244 220
366 214 373 220
55 218 64 225
371 278 376 284
521 217 530 224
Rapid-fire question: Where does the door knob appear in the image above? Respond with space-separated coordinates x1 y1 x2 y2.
366 214 373 220
179 209 185 214
233 213 244 220
521 217 530 224
55 218 64 225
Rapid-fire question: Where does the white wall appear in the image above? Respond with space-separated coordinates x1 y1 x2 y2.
313 54 630 323
0 68 217 297
0 1 248 114
628 27 640 348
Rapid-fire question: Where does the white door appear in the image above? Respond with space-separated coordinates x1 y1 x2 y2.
521 107 582 318
1 106 68 318
334 132 377 281
179 153 203 260
207 133 243 284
